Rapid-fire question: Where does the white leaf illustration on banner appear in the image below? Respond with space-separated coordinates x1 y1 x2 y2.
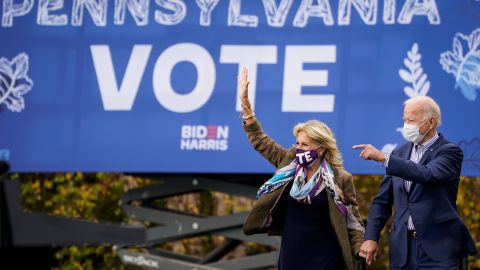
399 43 430 97
382 43 431 153
381 143 398 155
439 28 480 101
395 126 404 137
0 53 33 112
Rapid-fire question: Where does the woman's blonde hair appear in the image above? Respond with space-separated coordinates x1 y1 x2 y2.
293 120 343 171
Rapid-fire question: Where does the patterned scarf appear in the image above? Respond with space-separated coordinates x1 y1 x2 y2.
256 158 364 232
289 163 324 204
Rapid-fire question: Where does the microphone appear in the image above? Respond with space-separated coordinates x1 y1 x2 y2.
0 161 9 175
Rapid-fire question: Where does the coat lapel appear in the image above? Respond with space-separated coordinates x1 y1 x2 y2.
403 143 415 194
410 134 446 193
418 135 445 165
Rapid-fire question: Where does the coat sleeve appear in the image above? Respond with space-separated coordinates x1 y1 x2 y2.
364 174 394 242
242 119 292 168
340 171 365 256
386 143 463 185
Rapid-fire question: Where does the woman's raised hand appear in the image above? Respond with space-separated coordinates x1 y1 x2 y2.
238 67 251 109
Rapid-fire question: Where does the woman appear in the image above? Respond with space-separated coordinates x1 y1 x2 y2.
239 68 364 270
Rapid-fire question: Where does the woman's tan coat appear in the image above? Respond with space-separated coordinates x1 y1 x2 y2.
242 120 365 270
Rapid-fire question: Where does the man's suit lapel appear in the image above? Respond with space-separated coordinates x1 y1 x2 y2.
402 143 414 194
410 134 446 193
418 135 445 165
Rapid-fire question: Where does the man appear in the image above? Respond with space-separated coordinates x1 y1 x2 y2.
353 96 477 269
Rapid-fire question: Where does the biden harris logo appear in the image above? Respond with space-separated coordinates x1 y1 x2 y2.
181 125 228 151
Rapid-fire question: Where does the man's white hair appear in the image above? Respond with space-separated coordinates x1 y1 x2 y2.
404 96 442 126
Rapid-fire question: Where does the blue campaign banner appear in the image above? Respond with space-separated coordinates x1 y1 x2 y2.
0 0 479 175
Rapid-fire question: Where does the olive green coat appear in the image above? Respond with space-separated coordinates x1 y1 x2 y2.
242 120 365 270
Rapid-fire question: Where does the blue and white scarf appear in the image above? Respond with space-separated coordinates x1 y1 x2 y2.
256 158 364 232
289 164 324 204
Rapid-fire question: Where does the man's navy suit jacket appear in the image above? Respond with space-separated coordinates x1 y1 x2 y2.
365 134 477 267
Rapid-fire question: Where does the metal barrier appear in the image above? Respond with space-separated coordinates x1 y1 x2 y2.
117 176 280 270
0 179 145 247
117 175 368 270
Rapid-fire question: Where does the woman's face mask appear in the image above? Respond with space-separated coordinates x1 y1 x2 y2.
295 148 319 167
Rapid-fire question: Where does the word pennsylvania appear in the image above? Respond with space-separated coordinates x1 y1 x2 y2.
1 0 442 28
